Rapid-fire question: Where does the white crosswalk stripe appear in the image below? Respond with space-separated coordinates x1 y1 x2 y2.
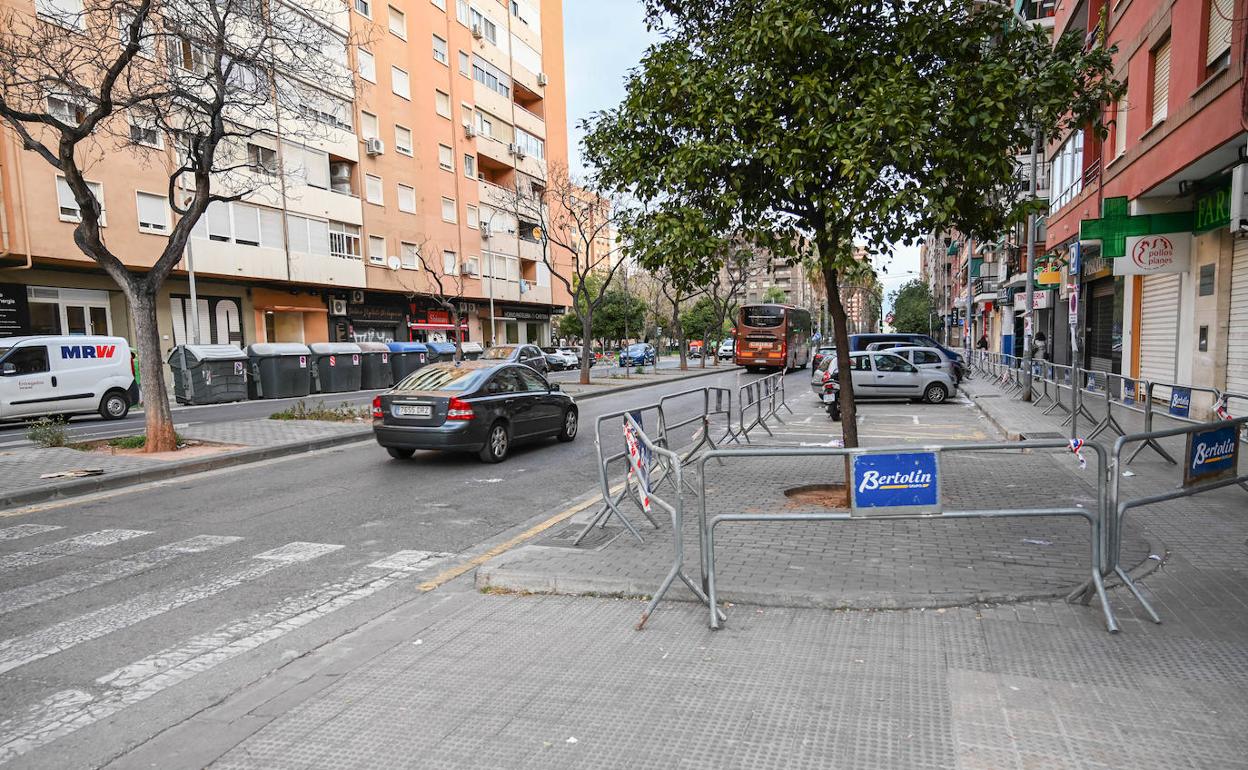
0 530 150 573
0 541 342 676
0 535 242 617
0 549 453 763
0 525 63 542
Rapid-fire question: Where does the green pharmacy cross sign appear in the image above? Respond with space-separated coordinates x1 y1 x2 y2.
1079 197 1193 258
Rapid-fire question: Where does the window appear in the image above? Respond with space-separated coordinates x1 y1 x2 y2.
55 176 105 224
510 34 541 75
36 0 82 28
443 250 457 274
388 6 406 37
297 87 353 131
1112 89 1128 159
357 49 376 82
458 50 470 76
463 154 476 178
397 183 415 213
515 129 544 160
466 204 479 229
117 12 154 57
470 7 497 44
354 0 370 17
875 354 916 373
401 241 419 269
287 215 330 256
2 346 49 375
361 111 379 139
47 97 84 125
247 143 277 174
438 144 454 170
1150 38 1170 126
365 174 383 204
432 0 446 9
471 56 510 98
394 125 412 155
456 0 470 25
283 142 331 188
435 90 451 118
391 67 410 99
1049 130 1084 210
432 34 448 65
441 197 457 222
368 235 386 265
473 110 494 138
192 202 283 248
129 123 162 149
177 37 211 76
134 192 169 234
329 222 361 259
1206 0 1232 72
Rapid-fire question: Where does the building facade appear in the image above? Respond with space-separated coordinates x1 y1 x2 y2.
0 0 571 375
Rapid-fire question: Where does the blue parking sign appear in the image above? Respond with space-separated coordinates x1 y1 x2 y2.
851 451 941 516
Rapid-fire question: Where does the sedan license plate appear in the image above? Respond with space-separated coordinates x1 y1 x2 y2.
397 405 431 417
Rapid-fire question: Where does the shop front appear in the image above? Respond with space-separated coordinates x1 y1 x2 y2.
330 291 410 343
490 305 554 347
1079 245 1121 374
409 301 472 343
252 287 329 345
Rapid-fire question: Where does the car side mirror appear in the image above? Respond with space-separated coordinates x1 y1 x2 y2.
549 383 561 392
1 363 16 376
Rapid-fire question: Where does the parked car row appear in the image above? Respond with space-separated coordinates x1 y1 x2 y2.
811 348 957 420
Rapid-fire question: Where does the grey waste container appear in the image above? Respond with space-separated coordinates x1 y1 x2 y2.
246 343 312 399
460 341 484 360
309 342 363 393
387 341 429 382
425 341 458 363
357 342 394 390
167 345 249 405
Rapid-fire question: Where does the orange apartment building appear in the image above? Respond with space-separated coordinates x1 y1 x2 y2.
0 0 571 367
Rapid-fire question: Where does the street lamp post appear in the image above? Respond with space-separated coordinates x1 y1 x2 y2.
965 235 974 353
1020 127 1041 400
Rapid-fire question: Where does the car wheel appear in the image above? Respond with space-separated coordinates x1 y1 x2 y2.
386 447 415 460
557 408 578 442
479 421 510 463
923 383 948 404
99 390 130 420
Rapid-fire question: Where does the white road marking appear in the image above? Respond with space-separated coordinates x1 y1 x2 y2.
0 530 150 573
0 550 454 762
0 535 241 617
0 525 62 542
913 415 921 425
0 542 341 676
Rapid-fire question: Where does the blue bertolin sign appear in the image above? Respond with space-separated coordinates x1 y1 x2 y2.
1169 387 1192 418
1184 425 1239 487
1122 379 1136 406
851 451 941 516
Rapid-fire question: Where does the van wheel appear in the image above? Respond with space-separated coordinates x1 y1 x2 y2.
922 383 948 404
99 390 130 420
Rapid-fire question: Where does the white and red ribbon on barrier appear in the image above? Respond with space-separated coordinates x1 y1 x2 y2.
1214 394 1233 422
623 420 652 514
1069 438 1087 470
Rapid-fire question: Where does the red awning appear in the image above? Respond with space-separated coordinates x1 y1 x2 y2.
409 322 469 330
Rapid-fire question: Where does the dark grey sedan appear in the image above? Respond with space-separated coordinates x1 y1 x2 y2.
372 361 577 463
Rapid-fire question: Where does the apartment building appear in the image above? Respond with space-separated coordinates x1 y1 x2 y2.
1041 0 1243 413
744 258 820 320
0 0 571 363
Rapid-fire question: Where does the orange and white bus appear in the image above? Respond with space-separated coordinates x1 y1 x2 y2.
734 304 813 371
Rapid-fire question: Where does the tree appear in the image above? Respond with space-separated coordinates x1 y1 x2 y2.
489 167 630 384
594 289 646 344
0 0 353 450
680 295 723 368
890 280 933 335
761 286 787 304
585 0 1119 449
705 245 760 365
397 239 467 362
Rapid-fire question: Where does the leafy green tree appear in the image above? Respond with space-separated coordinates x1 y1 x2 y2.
595 289 647 344
585 0 1118 447
890 280 934 334
761 286 788 304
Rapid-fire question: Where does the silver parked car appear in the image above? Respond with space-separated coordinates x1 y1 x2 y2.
811 351 957 420
884 346 960 384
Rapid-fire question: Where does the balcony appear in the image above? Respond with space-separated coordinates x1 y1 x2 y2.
512 103 545 139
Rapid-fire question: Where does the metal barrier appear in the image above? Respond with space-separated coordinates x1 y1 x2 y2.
1124 380 1225 464
693 441 1117 633
1105 415 1248 624
736 371 787 442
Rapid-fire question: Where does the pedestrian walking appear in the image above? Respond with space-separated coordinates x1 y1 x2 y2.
975 334 988 351
1032 332 1047 361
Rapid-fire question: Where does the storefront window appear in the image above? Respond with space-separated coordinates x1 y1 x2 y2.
28 303 59 335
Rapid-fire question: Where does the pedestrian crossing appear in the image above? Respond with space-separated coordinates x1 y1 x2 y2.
0 522 456 765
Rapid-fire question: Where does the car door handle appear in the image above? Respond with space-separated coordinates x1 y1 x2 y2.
51 376 57 387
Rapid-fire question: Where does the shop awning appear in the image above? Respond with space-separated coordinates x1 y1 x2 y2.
409 322 468 330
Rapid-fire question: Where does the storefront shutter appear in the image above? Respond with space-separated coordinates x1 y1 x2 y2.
1207 0 1232 66
1138 273 1180 400
1151 40 1170 125
1226 237 1248 396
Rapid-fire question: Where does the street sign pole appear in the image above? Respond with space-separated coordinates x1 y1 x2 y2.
1021 126 1040 400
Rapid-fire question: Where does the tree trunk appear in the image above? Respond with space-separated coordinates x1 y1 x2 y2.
450 306 463 363
824 265 859 450
672 304 686 371
700 328 707 368
579 338 592 383
128 288 178 453
579 311 592 385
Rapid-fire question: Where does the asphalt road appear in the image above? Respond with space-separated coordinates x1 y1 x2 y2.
0 364 785 769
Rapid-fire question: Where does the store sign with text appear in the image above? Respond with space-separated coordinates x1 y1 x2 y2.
1114 233 1192 276
1183 424 1239 487
1012 290 1051 311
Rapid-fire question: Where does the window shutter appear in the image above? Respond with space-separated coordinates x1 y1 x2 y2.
1207 0 1232 66
206 201 232 240
259 208 284 248
232 203 261 245
304 148 330 189
136 192 167 230
308 218 330 256
287 215 309 253
1151 40 1170 125
1113 92 1128 157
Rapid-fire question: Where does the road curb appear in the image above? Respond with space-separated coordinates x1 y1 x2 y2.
964 387 1023 440
0 428 373 511
567 365 738 401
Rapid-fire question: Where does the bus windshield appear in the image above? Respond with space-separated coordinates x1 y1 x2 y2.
741 306 785 328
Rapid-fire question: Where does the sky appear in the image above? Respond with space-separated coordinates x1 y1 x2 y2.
560 0 921 315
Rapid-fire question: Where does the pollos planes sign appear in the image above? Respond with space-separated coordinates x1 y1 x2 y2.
1114 232 1191 276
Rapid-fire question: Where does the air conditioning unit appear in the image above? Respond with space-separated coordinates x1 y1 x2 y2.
515 148 526 160
471 24 483 39
537 72 548 86
330 298 348 316
351 290 365 304
460 261 479 276
507 143 517 156
464 124 476 138
365 137 384 156
519 280 529 294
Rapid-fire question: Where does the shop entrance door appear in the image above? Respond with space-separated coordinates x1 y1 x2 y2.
63 305 110 336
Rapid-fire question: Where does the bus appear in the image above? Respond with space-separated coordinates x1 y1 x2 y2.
734 303 813 371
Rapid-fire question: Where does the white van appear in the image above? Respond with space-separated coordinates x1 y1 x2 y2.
0 336 137 422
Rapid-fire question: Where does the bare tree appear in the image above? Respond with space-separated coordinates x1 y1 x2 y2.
705 244 762 367
489 165 630 385
657 266 704 372
0 0 355 450
396 239 467 363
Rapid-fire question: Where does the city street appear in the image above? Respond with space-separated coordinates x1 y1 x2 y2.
0 366 762 769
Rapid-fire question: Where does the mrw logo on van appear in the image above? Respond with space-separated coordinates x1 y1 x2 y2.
61 345 118 359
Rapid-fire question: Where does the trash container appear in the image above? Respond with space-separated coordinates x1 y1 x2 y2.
460 341 484 360
309 342 363 393
167 345 249 405
425 341 459 363
246 342 312 399
357 342 394 390
387 341 429 381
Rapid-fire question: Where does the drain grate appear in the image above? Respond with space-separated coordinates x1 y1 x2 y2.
539 523 623 550
1020 431 1066 440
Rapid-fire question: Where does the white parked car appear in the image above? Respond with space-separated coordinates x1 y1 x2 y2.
717 339 735 360
811 350 956 420
541 347 578 371
884 346 960 385
0 335 136 422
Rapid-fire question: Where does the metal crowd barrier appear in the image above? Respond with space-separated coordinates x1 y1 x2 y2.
735 371 788 442
693 441 1117 633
